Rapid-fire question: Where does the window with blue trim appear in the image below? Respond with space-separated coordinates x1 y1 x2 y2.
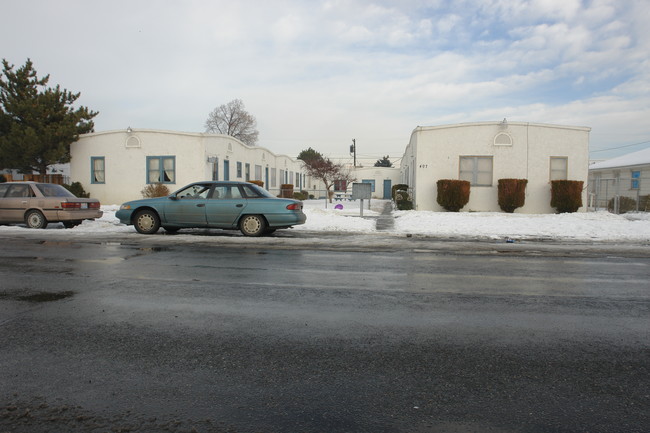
147 156 175 184
362 179 376 192
631 170 640 189
91 157 105 184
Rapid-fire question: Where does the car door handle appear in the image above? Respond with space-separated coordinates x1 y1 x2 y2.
236 204 243 207
196 203 205 207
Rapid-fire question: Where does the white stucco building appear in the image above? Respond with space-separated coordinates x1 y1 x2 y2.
588 146 650 211
70 129 307 205
401 121 591 213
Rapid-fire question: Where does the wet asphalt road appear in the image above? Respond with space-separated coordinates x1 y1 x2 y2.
0 232 649 432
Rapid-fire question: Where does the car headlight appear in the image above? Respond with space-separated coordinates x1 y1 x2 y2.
120 204 132 210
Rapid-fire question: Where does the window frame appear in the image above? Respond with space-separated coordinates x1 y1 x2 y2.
550 156 568 181
91 156 105 184
459 156 493 187
631 170 640 190
146 155 176 184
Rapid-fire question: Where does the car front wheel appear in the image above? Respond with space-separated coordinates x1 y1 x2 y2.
134 209 161 234
25 210 48 229
239 215 266 237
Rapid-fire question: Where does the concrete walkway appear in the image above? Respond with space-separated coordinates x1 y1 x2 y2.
375 201 395 231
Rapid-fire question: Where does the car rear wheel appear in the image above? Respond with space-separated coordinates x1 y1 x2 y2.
239 214 266 237
25 210 48 229
134 209 161 234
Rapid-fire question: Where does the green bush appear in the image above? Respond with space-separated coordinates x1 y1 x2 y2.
293 190 308 200
550 180 583 213
395 189 413 210
392 184 408 200
63 181 90 198
498 178 528 213
436 179 470 212
608 196 637 214
141 183 170 198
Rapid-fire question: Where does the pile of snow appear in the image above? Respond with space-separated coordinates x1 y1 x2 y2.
1 199 649 242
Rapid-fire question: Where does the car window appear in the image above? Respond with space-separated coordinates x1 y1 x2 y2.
0 184 9 198
7 184 33 198
176 184 210 199
35 183 75 197
241 184 265 198
211 186 243 199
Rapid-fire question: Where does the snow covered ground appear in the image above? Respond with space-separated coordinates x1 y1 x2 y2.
1 199 648 243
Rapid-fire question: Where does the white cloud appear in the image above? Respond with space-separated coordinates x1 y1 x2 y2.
0 0 647 160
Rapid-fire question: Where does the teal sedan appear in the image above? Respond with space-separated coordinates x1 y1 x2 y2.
116 181 306 236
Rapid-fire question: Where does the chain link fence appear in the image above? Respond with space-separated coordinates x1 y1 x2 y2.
588 175 649 214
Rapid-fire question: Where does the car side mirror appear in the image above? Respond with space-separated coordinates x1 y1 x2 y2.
169 194 178 201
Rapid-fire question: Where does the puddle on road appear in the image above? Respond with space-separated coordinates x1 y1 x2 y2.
0 290 75 303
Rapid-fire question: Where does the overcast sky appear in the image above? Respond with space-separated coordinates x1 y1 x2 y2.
2 0 649 163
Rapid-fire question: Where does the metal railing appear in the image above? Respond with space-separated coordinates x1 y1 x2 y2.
588 176 649 213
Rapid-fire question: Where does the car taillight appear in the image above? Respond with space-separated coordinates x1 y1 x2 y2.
61 202 81 209
286 203 302 210
89 202 100 209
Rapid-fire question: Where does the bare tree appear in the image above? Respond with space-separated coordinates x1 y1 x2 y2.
204 99 259 146
302 156 356 202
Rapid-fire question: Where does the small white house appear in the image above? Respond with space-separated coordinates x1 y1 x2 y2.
588 146 650 211
401 121 591 213
70 129 307 205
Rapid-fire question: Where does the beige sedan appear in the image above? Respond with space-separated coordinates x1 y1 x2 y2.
0 181 102 229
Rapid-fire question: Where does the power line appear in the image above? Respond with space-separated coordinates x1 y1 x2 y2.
590 140 650 153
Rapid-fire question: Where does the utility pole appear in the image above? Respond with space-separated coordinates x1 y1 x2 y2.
350 138 356 167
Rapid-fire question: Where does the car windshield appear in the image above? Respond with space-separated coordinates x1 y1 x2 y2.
35 183 76 198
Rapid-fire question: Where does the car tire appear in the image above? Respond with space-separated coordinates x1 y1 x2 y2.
239 215 266 237
134 209 161 234
25 210 48 229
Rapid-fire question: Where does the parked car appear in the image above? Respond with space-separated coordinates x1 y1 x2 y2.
116 181 306 236
0 181 103 229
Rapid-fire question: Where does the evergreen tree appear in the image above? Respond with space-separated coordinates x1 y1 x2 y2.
297 147 324 163
374 155 392 167
0 59 98 174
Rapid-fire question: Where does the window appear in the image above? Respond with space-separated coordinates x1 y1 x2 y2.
459 156 493 186
271 168 277 187
494 132 512 146
236 162 242 178
334 180 347 191
147 156 175 184
550 157 568 181
212 159 219 181
91 157 105 184
362 179 376 192
631 170 640 189
255 165 262 180
245 163 250 181
212 185 242 199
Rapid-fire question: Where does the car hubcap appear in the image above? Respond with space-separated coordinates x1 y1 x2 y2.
243 217 260 233
138 215 154 230
29 214 41 227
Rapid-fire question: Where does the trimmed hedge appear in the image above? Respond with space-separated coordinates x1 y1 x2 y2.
280 184 294 198
249 180 264 187
550 180 583 213
436 179 470 212
498 178 528 213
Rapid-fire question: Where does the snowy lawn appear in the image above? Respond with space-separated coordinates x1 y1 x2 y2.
1 199 649 242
